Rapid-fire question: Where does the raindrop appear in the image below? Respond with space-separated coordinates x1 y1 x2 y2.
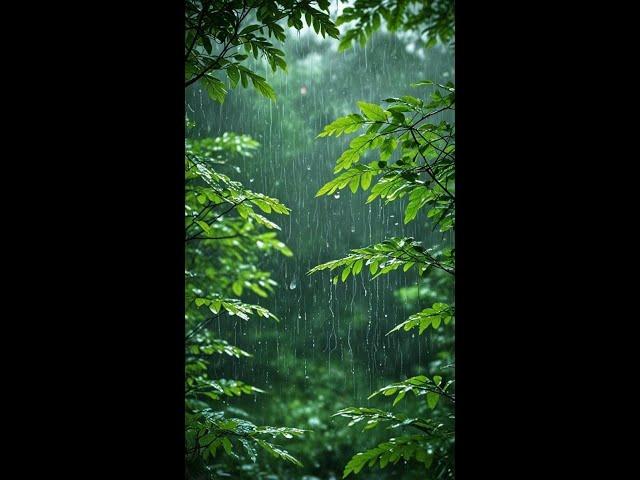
289 278 297 290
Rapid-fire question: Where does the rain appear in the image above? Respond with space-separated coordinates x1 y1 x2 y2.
185 3 454 478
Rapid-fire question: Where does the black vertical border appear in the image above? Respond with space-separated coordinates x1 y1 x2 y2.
33 1 188 475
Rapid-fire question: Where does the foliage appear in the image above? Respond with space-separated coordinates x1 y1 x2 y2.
185 131 305 477
333 406 448 436
367 374 455 408
341 435 434 477
308 236 454 282
336 0 455 51
185 0 339 101
186 409 307 474
310 46 455 480
183 1 456 477
184 2 346 477
386 302 454 335
314 82 455 232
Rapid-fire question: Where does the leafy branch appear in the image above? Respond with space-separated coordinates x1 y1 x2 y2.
307 237 454 282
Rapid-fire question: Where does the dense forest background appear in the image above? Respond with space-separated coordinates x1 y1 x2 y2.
185 2 454 479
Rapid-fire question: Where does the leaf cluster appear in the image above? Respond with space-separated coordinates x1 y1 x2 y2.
185 0 339 102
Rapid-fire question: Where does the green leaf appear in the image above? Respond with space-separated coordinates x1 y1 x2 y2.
318 114 364 137
357 101 388 122
360 171 373 190
335 148 362 172
404 187 433 224
226 65 240 87
379 137 398 161
341 266 351 282
211 299 222 313
252 198 272 213
251 75 276 101
393 391 406 406
348 174 360 193
400 95 422 106
426 391 439 409
240 69 249 88
352 259 363 275
196 220 211 234
369 261 378 275
203 76 227 103
221 436 233 455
